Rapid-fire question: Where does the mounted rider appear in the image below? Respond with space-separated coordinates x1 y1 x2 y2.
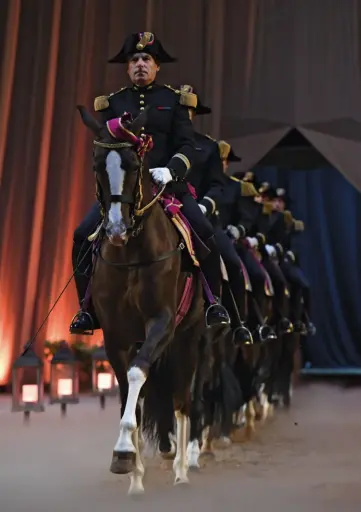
178 85 252 344
215 159 276 342
254 181 294 334
271 187 316 336
69 32 229 335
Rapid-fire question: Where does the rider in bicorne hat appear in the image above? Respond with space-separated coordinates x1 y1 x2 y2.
69 33 230 335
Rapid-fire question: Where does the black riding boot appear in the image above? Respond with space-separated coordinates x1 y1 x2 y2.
302 290 316 336
227 272 253 345
69 240 95 335
201 235 230 327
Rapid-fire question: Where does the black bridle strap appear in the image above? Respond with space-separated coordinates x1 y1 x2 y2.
97 241 185 269
110 194 134 204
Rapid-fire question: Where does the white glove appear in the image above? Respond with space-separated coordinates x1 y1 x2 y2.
265 244 276 257
247 237 258 249
199 204 207 215
150 167 173 186
227 225 241 240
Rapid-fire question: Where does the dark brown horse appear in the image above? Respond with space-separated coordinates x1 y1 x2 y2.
77 106 205 495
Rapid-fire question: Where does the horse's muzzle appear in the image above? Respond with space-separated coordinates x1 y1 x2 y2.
106 226 129 246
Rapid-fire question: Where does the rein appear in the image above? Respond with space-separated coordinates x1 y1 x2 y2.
92 134 182 269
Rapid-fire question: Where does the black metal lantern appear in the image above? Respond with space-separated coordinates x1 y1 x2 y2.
91 344 117 408
12 344 45 421
49 341 79 415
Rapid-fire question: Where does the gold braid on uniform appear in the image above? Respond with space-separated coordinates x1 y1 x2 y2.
94 95 109 111
218 140 231 160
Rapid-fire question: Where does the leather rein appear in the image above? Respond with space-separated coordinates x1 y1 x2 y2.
91 139 184 269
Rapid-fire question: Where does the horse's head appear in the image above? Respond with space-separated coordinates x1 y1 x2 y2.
77 105 152 246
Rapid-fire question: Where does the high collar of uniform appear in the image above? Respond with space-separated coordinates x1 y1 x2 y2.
132 81 156 92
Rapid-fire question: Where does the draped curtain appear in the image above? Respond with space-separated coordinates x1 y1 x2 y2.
1 0 361 384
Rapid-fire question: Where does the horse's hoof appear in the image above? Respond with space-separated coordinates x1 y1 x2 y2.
174 477 190 486
159 450 176 460
213 437 232 450
199 450 215 460
128 487 145 497
110 451 136 474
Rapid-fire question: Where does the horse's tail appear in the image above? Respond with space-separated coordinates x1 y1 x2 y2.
142 355 174 451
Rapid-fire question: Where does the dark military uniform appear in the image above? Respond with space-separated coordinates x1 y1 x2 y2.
71 83 228 333
187 134 250 336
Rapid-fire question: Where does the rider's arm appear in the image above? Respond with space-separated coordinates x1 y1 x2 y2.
199 147 226 215
167 103 195 181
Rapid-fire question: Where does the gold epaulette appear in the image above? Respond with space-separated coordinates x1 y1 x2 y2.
94 87 127 112
240 180 259 197
94 95 109 112
263 201 273 215
294 219 305 231
283 210 294 228
218 140 231 160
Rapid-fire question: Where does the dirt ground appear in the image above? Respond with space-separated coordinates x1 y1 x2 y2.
0 380 360 512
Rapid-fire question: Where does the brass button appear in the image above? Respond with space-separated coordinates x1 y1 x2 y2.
140 94 144 98
139 100 144 105
140 106 144 111
141 126 145 131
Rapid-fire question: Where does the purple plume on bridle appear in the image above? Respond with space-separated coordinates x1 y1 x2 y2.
106 113 153 158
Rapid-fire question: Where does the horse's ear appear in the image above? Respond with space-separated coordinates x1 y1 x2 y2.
129 105 151 136
76 105 103 137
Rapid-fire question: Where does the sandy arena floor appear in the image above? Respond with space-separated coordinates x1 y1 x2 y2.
0 381 360 512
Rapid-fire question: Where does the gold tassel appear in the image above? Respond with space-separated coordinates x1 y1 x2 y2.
218 140 231 160
136 32 153 50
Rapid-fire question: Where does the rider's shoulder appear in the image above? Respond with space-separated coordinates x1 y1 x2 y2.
163 84 197 108
94 87 128 111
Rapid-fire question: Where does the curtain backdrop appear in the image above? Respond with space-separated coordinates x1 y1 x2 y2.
1 0 361 383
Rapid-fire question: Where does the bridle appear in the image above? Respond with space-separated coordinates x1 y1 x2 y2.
91 137 184 268
93 138 166 238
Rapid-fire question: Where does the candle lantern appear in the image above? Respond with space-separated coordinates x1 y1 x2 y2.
49 341 79 414
91 344 116 408
12 344 45 420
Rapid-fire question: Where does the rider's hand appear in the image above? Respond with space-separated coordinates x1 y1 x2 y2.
150 167 173 186
227 225 240 240
265 244 276 257
246 237 258 249
199 204 207 215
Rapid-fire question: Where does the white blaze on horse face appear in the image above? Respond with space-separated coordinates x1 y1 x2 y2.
105 150 126 232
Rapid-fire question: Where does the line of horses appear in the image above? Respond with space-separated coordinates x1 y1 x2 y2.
77 106 301 496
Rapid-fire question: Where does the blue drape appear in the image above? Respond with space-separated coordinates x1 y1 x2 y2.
252 165 361 368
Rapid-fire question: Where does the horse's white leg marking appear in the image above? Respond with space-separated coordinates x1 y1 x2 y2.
173 411 189 484
200 425 213 453
159 432 177 460
187 439 200 469
114 367 146 453
128 428 145 495
105 150 125 229
245 400 256 434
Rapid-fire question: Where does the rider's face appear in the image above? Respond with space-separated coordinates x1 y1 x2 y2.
127 53 160 86
273 198 285 211
222 160 229 173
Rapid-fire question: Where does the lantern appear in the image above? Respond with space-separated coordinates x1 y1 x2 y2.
12 344 45 420
91 344 116 408
49 341 79 415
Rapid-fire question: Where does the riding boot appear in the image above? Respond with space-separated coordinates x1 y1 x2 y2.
248 285 277 343
69 240 95 335
201 235 231 327
222 280 252 345
302 291 316 336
